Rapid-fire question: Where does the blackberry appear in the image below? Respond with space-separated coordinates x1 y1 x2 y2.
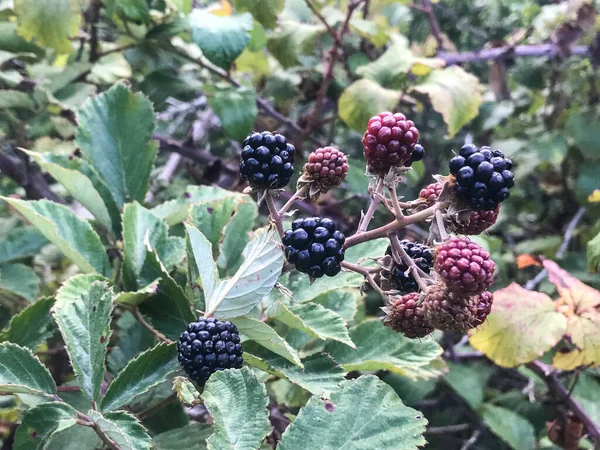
384 241 433 294
383 292 434 339
448 205 500 235
299 146 349 195
449 144 514 211
434 237 495 294
282 217 345 278
362 112 420 175
423 283 477 332
177 317 243 386
472 290 493 327
407 144 424 167
239 131 295 189
419 182 443 205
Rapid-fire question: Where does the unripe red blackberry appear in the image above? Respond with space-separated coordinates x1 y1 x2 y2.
471 290 493 327
419 182 443 205
239 131 295 189
362 112 420 175
298 146 349 198
177 317 243 386
423 283 477 332
448 205 500 235
434 237 495 294
383 292 434 339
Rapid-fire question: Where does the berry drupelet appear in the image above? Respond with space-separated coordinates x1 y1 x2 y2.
177 317 243 386
282 217 345 278
385 241 433 293
419 182 443 205
239 131 295 189
362 112 420 175
449 144 514 211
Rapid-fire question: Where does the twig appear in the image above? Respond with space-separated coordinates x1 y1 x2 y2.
390 234 430 291
357 179 384 232
87 0 102 62
304 0 340 43
388 186 405 220
421 0 444 52
426 423 470 434
439 44 589 65
265 194 285 236
278 186 308 216
526 360 600 445
129 307 173 344
137 394 177 420
341 261 388 300
435 209 450 241
57 385 82 393
460 429 481 450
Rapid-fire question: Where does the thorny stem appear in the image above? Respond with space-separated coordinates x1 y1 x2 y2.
278 186 308 216
265 194 285 236
388 186 405 220
357 178 385 232
341 261 388 301
435 209 450 242
389 234 432 292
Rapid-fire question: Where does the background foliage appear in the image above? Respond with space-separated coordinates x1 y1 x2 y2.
0 0 600 449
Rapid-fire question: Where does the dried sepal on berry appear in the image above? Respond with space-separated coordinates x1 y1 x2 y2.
297 146 349 202
423 283 478 332
382 292 434 339
448 205 501 235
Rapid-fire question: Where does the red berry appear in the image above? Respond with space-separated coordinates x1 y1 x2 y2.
471 290 493 327
362 112 420 175
434 237 495 294
303 146 349 193
448 205 500 235
419 183 443 204
383 292 433 339
423 283 478 332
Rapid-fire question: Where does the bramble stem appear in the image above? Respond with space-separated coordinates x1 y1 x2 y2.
435 209 450 242
278 186 308 216
389 234 431 292
265 194 285 236
357 178 384 232
341 261 388 301
388 186 405 220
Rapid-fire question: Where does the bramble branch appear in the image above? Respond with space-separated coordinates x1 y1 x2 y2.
440 44 589 65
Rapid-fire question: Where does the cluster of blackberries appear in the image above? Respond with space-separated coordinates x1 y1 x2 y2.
240 131 295 189
385 241 433 294
282 217 345 278
449 144 514 211
177 317 243 386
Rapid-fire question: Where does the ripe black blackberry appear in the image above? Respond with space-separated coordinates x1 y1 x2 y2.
239 131 295 189
384 241 433 293
177 317 243 386
282 217 345 278
449 144 514 211
407 144 424 167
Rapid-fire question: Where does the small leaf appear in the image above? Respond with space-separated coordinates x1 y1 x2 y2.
566 111 600 161
190 9 253 70
0 226 47 264
325 320 444 380
0 297 54 350
0 263 40 301
266 21 323 68
122 202 185 290
277 376 427 450
75 83 157 207
54 280 113 402
206 85 257 141
0 90 34 108
202 367 270 450
206 228 283 319
410 66 483 137
0 198 110 276
243 343 344 394
101 343 179 411
172 376 202 406
184 222 218 302
14 0 79 53
232 316 302 367
276 271 363 303
588 231 600 274
338 79 402 132
88 410 152 450
469 283 568 367
480 404 535 450
0 342 56 396
153 423 212 450
231 0 284 29
13 403 78 450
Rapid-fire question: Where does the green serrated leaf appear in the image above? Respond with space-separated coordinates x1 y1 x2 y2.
313 289 359 323
480 404 535 450
202 367 270 450
0 342 56 396
206 228 283 319
0 89 34 108
0 263 40 302
243 343 344 394
231 0 283 29
54 280 113 402
190 9 253 70
88 410 152 450
0 226 47 264
325 320 444 380
266 21 323 68
46 424 103 450
153 423 212 450
14 0 79 53
205 85 257 141
75 83 157 207
101 343 178 411
172 376 202 406
0 198 110 276
232 316 302 367
276 271 362 304
277 376 427 450
122 202 185 290
0 297 54 349
13 402 78 450
184 222 218 303
410 66 483 138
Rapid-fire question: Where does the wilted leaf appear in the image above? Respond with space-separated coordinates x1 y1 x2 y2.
0 342 56 396
13 403 78 450
410 66 483 137
277 376 427 450
202 368 270 450
172 376 202 406
480 404 535 450
469 283 567 367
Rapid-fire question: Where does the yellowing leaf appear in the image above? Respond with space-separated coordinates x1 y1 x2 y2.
544 260 600 313
469 283 567 367
552 312 600 370
209 0 232 16
588 189 600 203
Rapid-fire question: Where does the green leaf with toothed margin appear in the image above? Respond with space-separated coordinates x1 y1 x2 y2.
88 410 152 450
0 343 56 396
0 297 54 350
13 403 78 450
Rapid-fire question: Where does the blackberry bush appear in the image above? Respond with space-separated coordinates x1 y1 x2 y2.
239 131 295 189
177 317 244 386
282 217 346 278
